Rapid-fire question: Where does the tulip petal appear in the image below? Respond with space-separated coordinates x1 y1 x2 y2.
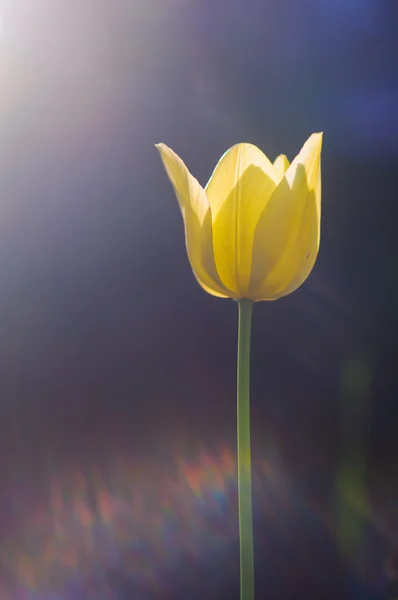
286 132 322 215
273 154 290 180
250 165 320 302
205 143 279 295
249 135 321 300
156 143 230 298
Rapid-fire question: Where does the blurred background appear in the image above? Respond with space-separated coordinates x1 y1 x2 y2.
0 0 397 598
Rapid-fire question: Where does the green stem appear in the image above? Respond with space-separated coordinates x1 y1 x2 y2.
237 298 254 600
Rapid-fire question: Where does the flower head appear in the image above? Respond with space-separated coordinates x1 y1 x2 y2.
156 133 322 301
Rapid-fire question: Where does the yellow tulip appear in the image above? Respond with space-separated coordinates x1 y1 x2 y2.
156 133 322 301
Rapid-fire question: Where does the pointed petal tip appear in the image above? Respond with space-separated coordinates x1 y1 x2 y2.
155 143 180 165
155 142 176 154
311 131 323 145
273 153 289 165
301 131 324 159
284 132 323 188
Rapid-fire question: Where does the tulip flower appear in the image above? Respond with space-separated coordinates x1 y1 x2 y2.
155 132 322 302
156 133 322 600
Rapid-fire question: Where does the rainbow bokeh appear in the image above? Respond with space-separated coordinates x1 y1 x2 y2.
0 441 281 599
0 435 394 598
